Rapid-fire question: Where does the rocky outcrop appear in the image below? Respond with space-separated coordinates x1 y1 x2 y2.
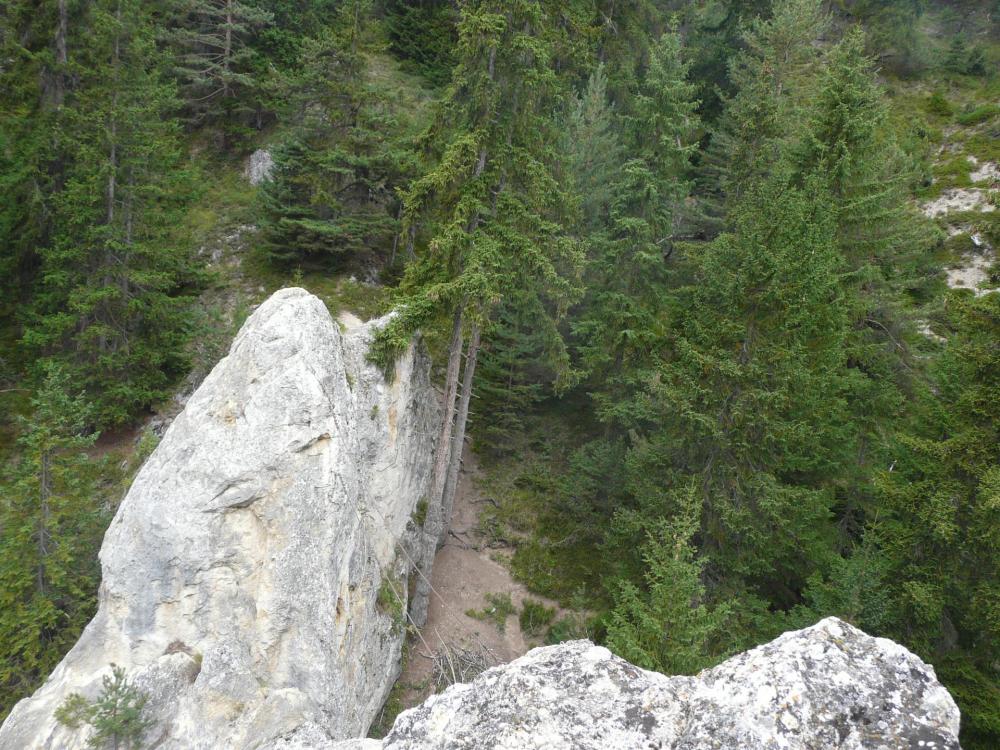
313 617 961 750
246 148 275 185
921 187 996 218
0 289 439 750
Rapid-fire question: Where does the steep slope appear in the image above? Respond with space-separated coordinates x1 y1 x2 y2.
0 288 440 750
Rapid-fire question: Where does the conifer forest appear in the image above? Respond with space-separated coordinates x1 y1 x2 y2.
1 1 999 746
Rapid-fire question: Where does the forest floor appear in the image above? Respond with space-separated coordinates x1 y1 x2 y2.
389 445 564 718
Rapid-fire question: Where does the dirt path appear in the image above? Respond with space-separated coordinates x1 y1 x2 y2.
394 445 561 709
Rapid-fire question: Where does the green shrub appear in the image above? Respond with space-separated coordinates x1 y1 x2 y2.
519 599 556 636
545 614 589 645
377 571 405 631
926 91 953 118
412 497 428 527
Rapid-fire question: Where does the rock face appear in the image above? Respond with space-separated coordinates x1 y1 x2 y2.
0 288 439 750
246 148 275 185
316 618 961 750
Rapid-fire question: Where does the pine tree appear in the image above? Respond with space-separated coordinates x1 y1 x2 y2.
371 0 583 622
22 0 198 426
0 365 106 717
56 664 153 749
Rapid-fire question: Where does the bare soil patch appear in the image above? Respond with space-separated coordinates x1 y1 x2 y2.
394 445 563 710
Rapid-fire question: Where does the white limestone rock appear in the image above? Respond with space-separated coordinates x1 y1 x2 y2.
360 617 961 750
922 188 996 218
0 288 439 750
246 148 275 185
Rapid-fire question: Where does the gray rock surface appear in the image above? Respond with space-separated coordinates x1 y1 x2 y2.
246 148 275 185
334 617 960 750
0 288 439 750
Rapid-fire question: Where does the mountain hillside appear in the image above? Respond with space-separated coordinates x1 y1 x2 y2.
1 1 998 747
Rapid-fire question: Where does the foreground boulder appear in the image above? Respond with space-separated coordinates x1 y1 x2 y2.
0 289 439 750
300 617 959 750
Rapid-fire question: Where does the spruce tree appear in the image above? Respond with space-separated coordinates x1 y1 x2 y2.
258 20 413 267
800 28 930 277
22 0 198 426
0 366 106 717
606 483 731 675
873 292 1000 748
704 0 827 208
472 289 561 455
372 0 583 622
563 64 621 236
611 169 851 603
163 0 273 130
383 0 458 86
797 27 934 536
573 29 699 401
0 0 83 317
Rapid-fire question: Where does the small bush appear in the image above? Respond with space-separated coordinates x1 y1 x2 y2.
545 614 589 645
519 599 556 636
926 91 953 118
466 592 516 633
55 664 152 749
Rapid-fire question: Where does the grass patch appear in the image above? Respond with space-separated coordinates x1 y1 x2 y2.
369 683 404 739
411 497 428 527
365 52 439 135
377 570 406 632
466 592 516 633
244 262 393 322
957 103 1000 127
172 165 257 251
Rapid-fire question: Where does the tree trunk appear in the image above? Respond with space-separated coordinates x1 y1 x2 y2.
106 0 122 226
223 0 233 98
36 451 51 595
439 322 480 546
53 0 68 107
410 306 464 626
